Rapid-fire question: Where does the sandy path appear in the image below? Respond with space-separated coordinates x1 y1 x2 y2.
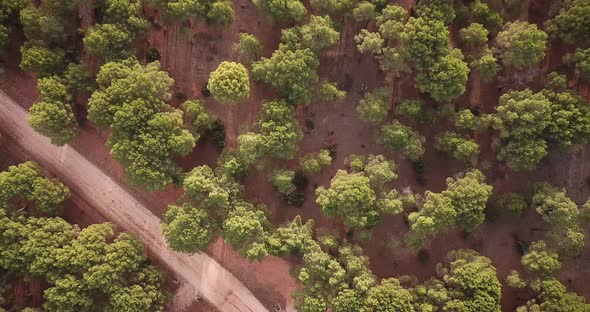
0 90 269 312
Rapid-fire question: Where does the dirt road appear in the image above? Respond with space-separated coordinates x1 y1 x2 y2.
0 90 271 312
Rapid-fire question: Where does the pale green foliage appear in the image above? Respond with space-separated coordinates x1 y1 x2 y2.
183 165 240 209
162 204 215 253
267 216 314 256
300 150 332 175
541 81 590 149
182 99 216 132
401 17 450 71
366 278 413 311
0 161 70 216
356 87 390 124
88 59 195 190
431 250 501 311
310 0 354 17
415 0 455 25
252 48 319 104
280 16 340 53
459 23 488 51
235 33 263 63
532 183 585 256
237 100 303 164
546 0 590 44
222 202 270 261
208 61 250 104
454 109 479 130
505 270 526 288
355 29 384 55
64 63 95 96
83 23 135 61
435 131 480 162
498 193 528 215
493 90 551 171
417 49 469 103
316 82 346 102
381 120 425 161
270 169 296 194
496 21 548 69
28 76 78 145
316 170 378 229
207 1 235 27
19 44 65 77
253 0 307 23
378 47 410 73
395 99 435 125
522 241 561 277
352 1 376 22
362 154 397 189
517 278 590 311
407 170 492 247
467 0 503 34
375 5 408 41
565 48 590 81
470 49 498 82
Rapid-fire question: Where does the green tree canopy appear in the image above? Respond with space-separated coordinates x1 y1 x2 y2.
435 131 480 162
208 61 250 104
356 87 391 125
381 120 425 161
401 17 450 71
235 33 263 63
280 15 340 53
416 49 470 102
252 48 319 104
253 0 307 24
496 21 548 69
546 0 590 44
88 58 195 190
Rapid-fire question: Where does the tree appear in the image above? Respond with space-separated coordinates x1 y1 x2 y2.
546 0 590 44
310 0 354 17
467 0 503 34
88 59 195 190
498 193 528 215
355 30 384 55
521 241 561 277
401 17 450 71
207 1 235 27
316 170 378 229
470 49 498 82
182 99 216 133
269 169 296 194
407 170 492 247
517 278 590 311
435 131 480 162
237 100 302 164
415 0 455 25
64 63 95 96
375 4 408 42
280 15 340 53
19 44 65 77
252 48 319 104
541 79 590 149
235 33 263 63
162 203 215 253
356 87 390 124
267 216 314 256
565 48 590 81
0 161 70 216
83 23 135 61
532 183 585 256
381 120 425 161
222 202 270 261
208 61 250 104
416 49 470 102
252 0 307 24
459 23 488 52
316 82 347 102
493 90 551 171
361 154 397 190
366 278 413 312
496 21 548 69
353 1 376 22
28 76 78 145
435 250 501 311
300 150 332 175
395 99 435 125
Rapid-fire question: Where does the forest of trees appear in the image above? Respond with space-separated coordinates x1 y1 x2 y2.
0 0 590 311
